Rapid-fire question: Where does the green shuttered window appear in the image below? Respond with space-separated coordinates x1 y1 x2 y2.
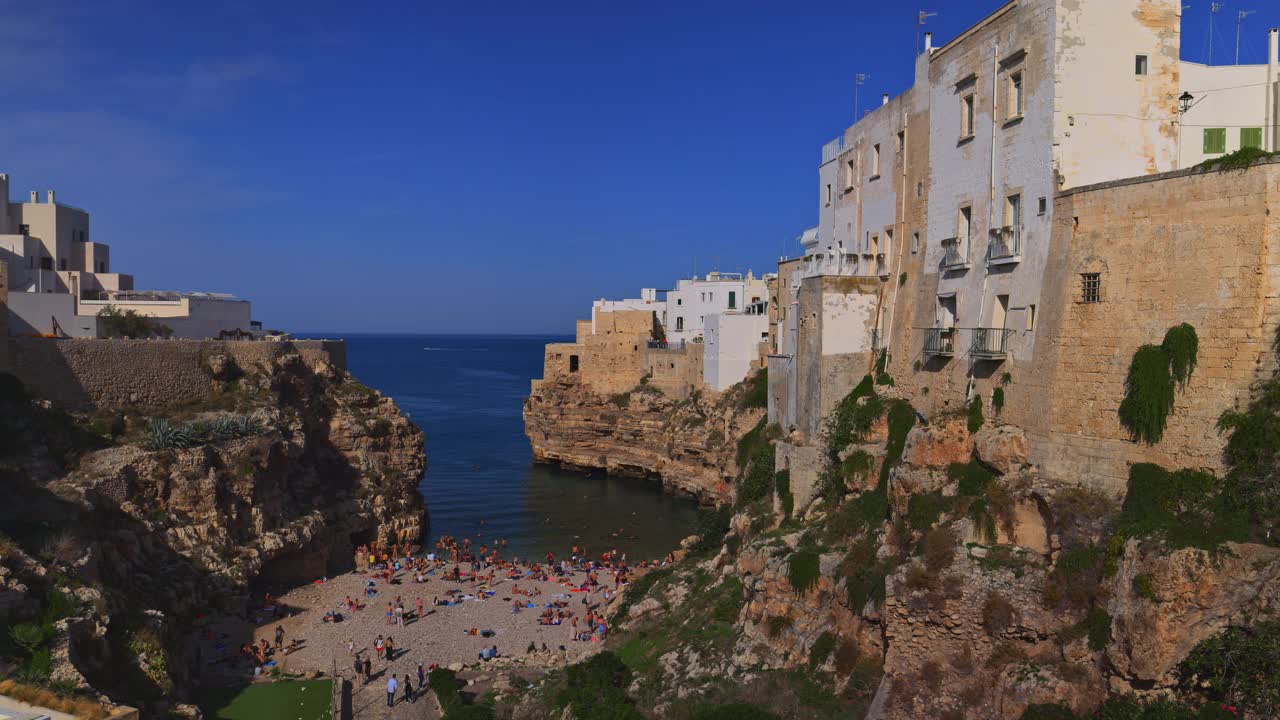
1240 128 1263 150
1203 128 1226 154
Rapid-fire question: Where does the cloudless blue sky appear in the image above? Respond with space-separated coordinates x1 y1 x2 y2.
1 0 1276 334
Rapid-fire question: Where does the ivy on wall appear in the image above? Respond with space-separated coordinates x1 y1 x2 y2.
1117 324 1198 445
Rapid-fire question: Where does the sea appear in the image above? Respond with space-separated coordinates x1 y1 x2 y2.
327 334 703 562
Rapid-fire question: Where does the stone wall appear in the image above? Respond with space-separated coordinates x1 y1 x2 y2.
0 337 347 411
794 275 883 439
644 341 704 399
539 310 658 397
1021 159 1280 490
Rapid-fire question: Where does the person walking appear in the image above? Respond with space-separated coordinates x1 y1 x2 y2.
403 673 415 704
417 662 426 690
415 597 424 621
362 657 371 685
273 625 284 651
386 675 398 707
385 636 395 661
352 655 362 684
374 635 384 660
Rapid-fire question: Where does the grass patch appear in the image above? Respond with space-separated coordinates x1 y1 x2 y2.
739 368 769 409
195 680 332 720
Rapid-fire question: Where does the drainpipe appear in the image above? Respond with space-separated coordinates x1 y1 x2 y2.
882 107 910 367
1267 29 1278 150
969 40 1000 400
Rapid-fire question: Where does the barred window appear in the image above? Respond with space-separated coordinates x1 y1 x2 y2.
1081 273 1101 304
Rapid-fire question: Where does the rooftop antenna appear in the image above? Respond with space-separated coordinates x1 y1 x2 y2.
854 73 870 122
1236 9 1256 64
916 10 938 55
1208 2 1224 64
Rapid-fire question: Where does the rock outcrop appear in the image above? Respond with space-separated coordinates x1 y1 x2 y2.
523 378 765 503
0 346 425 711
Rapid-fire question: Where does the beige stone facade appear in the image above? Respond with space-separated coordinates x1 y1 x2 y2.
537 310 659 397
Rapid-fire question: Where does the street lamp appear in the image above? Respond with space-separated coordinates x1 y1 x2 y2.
1176 92 1196 169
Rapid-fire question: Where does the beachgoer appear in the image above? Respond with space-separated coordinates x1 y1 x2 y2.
273 625 284 650
415 597 424 620
385 636 394 661
417 663 425 690
347 639 354 656
387 675 398 707
403 673 415 703
374 635 384 659
363 657 371 684
352 656 362 682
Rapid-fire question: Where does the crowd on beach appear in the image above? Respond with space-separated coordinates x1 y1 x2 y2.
272 534 678 708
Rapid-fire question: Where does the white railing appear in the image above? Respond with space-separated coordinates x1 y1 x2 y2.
821 136 849 164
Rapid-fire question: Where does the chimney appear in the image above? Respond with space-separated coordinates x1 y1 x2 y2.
46 190 55 205
924 32 933 52
882 93 889 106
1270 28 1278 66
29 191 37 203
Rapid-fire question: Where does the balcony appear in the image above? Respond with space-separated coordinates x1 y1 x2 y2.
971 327 1014 360
940 238 970 271
923 327 956 357
987 226 1022 265
821 136 850 164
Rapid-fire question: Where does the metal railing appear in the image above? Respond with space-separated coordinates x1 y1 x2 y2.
821 136 849 164
971 327 1014 359
987 226 1022 263
923 327 956 356
647 340 687 351
940 237 968 269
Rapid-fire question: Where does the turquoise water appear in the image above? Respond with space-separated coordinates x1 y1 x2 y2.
334 335 702 563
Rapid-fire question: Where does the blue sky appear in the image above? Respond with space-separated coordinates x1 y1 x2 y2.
2 1 1276 334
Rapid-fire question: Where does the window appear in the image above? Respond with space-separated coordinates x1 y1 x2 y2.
1027 304 1037 331
825 184 833 206
676 317 684 331
1081 273 1101 304
677 298 683 306
937 295 957 328
728 291 736 309
896 130 905 155
1135 55 1148 75
916 181 923 197
912 231 920 254
1005 194 1022 228
884 229 893 256
1203 128 1227 154
569 355 579 373
961 94 976 137
1241 128 1264 150
57 258 66 271
18 224 29 235
700 292 705 301
958 206 972 245
845 158 855 188
1038 197 1048 215
1008 71 1023 118
871 144 881 177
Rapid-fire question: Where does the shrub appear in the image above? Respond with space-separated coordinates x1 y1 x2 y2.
97 305 173 339
949 461 995 496
809 631 837 669
992 387 1005 413
787 548 821 595
692 704 781 720
923 525 956 573
1179 621 1280 718
775 471 794 518
822 376 881 457
609 392 631 408
9 623 44 654
1118 463 1245 550
1133 573 1158 602
1163 323 1199 388
690 505 732 555
556 652 642 720
1216 328 1280 542
967 396 984 433
1020 705 1077 720
1118 325 1199 445
1043 545 1105 610
907 492 952 530
1082 607 1112 651
429 668 464 707
766 614 793 638
982 592 1016 636
740 368 769 409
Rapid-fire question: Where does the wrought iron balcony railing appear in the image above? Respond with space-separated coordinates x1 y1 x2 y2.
987 226 1022 264
940 237 969 270
971 327 1014 359
923 327 956 356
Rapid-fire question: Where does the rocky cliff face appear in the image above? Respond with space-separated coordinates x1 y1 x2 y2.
523 378 765 504
0 348 425 713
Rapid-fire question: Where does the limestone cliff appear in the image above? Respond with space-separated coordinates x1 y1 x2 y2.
0 347 425 713
523 376 765 504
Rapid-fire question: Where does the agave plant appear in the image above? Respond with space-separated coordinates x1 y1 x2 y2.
143 418 196 451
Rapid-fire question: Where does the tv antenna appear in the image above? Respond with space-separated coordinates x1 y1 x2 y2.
1208 2 1224 64
1236 9 1256 64
854 73 870 122
916 10 938 54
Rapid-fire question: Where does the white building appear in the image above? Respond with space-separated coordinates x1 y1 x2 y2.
592 288 659 333
705 299 771 391
662 271 767 345
0 171 256 339
1177 29 1280 168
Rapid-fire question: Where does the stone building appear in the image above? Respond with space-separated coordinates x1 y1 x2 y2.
538 309 660 397
1177 28 1279 168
